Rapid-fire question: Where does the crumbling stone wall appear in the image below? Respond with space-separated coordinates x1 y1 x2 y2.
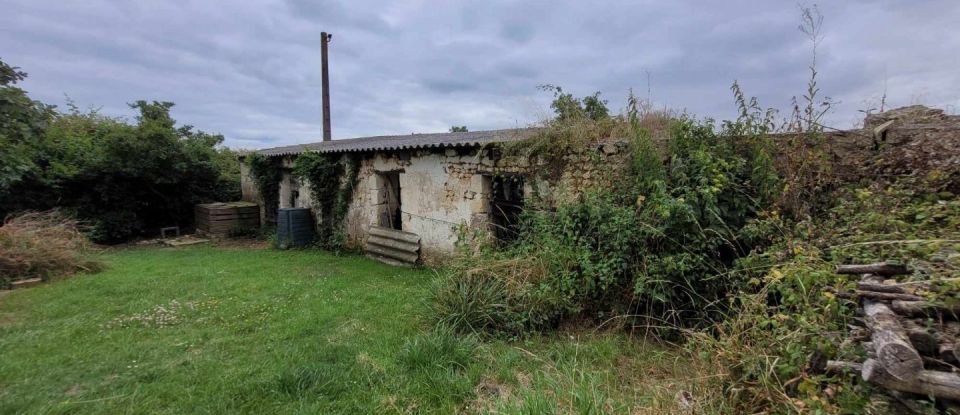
767 105 960 192
241 105 958 261
337 144 627 262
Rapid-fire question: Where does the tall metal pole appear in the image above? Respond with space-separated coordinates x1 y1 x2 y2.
321 32 332 142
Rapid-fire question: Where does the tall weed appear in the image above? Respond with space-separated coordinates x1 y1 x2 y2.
0 210 101 286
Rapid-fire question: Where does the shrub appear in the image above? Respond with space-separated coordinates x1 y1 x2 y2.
0 210 101 287
431 95 780 336
0 59 240 243
430 267 512 335
430 255 561 336
685 185 960 413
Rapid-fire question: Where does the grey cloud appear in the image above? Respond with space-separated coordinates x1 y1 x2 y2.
1 0 957 148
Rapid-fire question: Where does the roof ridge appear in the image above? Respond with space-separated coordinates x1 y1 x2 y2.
255 127 538 156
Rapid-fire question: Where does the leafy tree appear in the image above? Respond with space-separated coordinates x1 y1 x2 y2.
582 92 609 121
0 59 240 242
449 126 468 132
0 59 27 85
0 58 56 192
538 84 609 121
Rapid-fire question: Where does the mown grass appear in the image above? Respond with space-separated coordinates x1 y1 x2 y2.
0 246 694 414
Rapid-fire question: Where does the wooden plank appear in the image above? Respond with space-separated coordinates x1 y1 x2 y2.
203 216 260 222
205 212 260 219
197 215 259 223
368 226 420 244
855 290 925 301
200 219 259 226
163 237 210 247
197 224 259 231
836 262 909 277
205 207 259 213
203 221 259 227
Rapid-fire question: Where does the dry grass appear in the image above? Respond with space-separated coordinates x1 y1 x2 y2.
459 255 551 291
0 210 101 285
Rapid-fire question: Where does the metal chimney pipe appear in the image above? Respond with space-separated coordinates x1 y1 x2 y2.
321 32 332 142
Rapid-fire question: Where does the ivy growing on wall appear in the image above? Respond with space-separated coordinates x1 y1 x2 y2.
293 152 360 249
245 153 284 225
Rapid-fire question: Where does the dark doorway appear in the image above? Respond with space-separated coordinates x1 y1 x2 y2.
378 171 402 230
490 175 524 243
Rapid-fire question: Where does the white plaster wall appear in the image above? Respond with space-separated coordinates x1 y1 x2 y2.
343 149 494 261
278 171 312 209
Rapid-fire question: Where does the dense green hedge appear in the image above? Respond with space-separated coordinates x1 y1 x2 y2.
0 59 239 243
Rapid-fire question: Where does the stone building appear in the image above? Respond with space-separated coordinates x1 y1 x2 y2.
240 128 624 264
241 105 959 265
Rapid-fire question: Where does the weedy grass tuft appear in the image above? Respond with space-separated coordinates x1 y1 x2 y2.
398 327 478 373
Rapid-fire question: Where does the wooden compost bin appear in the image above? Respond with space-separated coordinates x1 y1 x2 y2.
195 202 260 236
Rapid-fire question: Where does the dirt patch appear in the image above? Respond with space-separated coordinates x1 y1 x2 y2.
467 378 513 413
0 311 17 327
64 384 83 397
108 236 269 251
212 238 270 249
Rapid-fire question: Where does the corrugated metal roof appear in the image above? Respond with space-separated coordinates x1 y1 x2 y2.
255 128 538 156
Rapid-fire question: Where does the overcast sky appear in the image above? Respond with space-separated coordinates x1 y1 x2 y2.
2 1 958 149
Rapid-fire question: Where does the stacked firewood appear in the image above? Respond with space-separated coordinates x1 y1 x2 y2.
825 262 960 404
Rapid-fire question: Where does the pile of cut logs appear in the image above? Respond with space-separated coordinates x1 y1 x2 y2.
825 262 960 404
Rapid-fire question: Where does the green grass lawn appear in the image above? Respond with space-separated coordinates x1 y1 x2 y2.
0 246 695 414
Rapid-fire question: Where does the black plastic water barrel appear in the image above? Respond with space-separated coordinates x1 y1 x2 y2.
276 208 315 248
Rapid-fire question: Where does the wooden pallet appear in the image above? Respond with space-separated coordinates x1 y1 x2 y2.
195 202 260 236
